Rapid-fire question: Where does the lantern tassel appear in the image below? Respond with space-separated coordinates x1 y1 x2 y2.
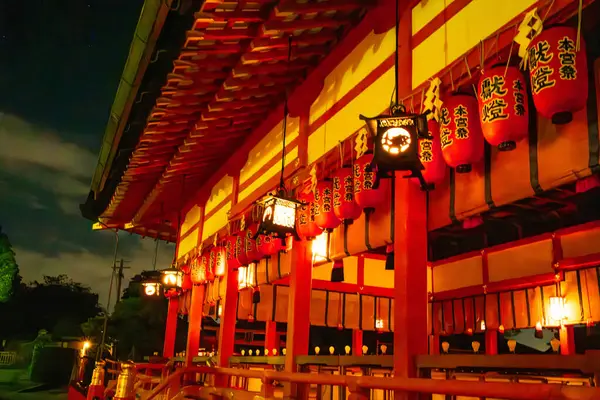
385 244 394 271
331 259 344 282
252 286 261 304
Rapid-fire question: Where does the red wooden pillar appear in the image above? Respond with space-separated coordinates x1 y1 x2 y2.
352 330 363 356
485 330 498 355
393 3 427 397
429 335 440 355
185 284 206 366
284 239 313 398
163 296 180 358
560 325 576 355
265 320 279 354
215 265 239 387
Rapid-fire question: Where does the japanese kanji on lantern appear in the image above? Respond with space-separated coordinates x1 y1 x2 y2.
314 179 341 231
297 191 323 240
353 152 387 212
478 65 529 150
255 233 281 256
527 26 588 125
201 249 214 281
190 254 206 284
210 245 226 277
225 234 241 270
244 223 263 262
416 119 446 186
439 94 484 173
332 166 361 223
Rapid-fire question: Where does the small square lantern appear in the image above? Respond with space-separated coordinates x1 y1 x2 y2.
257 191 299 238
160 267 183 291
361 110 428 183
142 280 162 297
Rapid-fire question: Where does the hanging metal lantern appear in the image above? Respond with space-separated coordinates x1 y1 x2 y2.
244 223 263 262
332 166 361 223
353 153 387 212
478 65 529 150
416 119 447 186
528 26 588 125
314 179 341 231
141 271 162 297
160 267 183 291
440 94 484 173
225 235 242 270
297 191 323 240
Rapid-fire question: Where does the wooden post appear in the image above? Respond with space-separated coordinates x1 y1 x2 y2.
215 265 239 387
163 296 180 358
429 335 440 355
284 239 313 399
265 320 279 354
185 284 206 366
485 330 498 355
352 330 363 356
560 325 576 355
393 3 427 398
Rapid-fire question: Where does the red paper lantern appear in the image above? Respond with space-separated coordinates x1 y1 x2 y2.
414 119 446 186
256 234 281 257
244 223 263 262
528 26 588 124
201 250 214 281
353 152 387 211
297 191 323 240
190 255 206 285
234 232 249 266
210 245 226 277
439 94 484 173
225 235 241 270
181 270 193 291
478 65 529 150
332 166 361 222
314 179 341 231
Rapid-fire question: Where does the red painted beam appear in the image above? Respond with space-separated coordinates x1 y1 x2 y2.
263 17 354 33
163 297 179 358
276 0 372 14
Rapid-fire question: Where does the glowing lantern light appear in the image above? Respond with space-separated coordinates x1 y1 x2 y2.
479 320 487 332
528 26 588 125
161 267 183 291
314 180 341 231
534 321 544 339
311 231 329 264
375 318 384 332
498 324 505 334
257 193 299 238
297 191 323 240
415 119 446 186
332 167 361 223
190 255 206 285
143 282 160 297
439 94 484 173
210 246 226 277
478 65 529 150
548 296 566 326
353 153 387 212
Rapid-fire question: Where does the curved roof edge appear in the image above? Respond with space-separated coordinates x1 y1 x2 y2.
90 0 173 197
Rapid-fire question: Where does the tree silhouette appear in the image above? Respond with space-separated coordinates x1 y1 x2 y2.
0 226 20 302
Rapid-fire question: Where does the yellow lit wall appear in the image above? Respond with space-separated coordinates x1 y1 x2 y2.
238 116 299 204
411 0 536 88
363 258 393 288
312 257 358 284
307 27 396 164
202 175 233 242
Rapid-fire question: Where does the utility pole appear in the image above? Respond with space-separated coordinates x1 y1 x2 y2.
114 259 130 304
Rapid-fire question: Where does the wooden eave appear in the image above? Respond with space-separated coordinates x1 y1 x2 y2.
96 0 377 233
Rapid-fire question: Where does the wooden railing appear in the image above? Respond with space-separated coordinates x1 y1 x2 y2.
141 365 600 400
0 351 16 366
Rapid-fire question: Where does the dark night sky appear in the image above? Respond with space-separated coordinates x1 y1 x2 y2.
0 0 174 308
